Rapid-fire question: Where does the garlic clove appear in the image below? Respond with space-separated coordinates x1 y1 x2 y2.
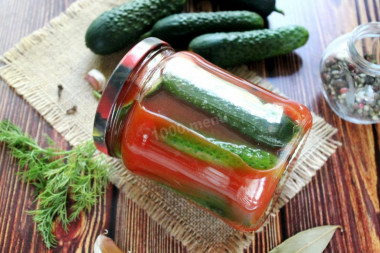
86 69 106 92
94 234 125 253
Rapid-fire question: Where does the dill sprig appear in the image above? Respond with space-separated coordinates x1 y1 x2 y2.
0 120 109 248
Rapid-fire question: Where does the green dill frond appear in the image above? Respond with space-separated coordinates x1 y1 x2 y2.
0 120 109 248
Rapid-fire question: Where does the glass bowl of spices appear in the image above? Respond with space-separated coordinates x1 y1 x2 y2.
320 22 380 124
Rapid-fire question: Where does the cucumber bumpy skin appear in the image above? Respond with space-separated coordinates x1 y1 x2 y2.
162 129 278 170
162 75 300 148
162 130 246 169
189 25 309 67
85 0 185 55
209 139 278 170
141 11 264 47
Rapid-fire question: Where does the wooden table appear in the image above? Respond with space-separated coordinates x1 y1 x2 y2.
0 0 379 252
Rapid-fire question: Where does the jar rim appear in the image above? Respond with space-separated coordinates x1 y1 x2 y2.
348 22 380 76
93 37 169 156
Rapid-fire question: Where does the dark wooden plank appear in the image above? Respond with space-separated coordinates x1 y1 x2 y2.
0 0 115 252
0 0 379 253
265 0 380 252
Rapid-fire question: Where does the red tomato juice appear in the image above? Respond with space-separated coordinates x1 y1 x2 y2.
121 98 287 231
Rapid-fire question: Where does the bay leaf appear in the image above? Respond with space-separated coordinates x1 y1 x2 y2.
269 225 342 253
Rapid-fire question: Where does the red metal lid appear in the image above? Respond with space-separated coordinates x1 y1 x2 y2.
93 37 169 156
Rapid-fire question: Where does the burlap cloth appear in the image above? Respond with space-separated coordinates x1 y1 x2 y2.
0 0 341 252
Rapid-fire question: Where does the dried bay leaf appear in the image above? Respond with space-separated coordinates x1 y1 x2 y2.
269 225 342 253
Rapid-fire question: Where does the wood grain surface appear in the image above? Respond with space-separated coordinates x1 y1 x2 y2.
0 0 379 252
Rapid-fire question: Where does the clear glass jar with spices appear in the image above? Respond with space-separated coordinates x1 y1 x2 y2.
320 22 380 124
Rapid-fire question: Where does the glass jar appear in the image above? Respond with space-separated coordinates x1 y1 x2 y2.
320 22 380 124
94 38 312 231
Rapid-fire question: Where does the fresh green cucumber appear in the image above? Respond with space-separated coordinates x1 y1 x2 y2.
189 25 309 67
215 0 283 17
162 73 300 148
141 11 264 47
85 0 185 55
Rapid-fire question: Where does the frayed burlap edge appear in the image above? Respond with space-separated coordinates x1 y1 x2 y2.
0 0 341 251
0 0 98 146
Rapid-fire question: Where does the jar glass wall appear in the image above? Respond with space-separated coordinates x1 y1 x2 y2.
94 38 312 231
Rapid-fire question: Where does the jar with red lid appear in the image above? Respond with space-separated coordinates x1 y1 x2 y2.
94 38 312 231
